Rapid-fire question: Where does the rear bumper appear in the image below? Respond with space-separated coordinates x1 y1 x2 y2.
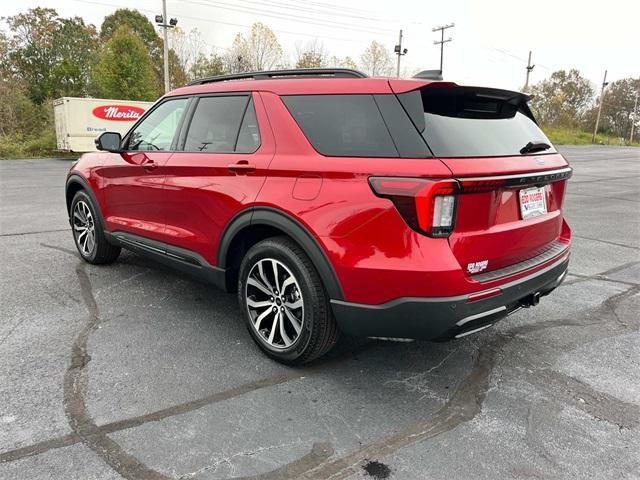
330 252 569 340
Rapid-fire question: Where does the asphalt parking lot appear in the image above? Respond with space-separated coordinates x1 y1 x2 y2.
1 145 638 480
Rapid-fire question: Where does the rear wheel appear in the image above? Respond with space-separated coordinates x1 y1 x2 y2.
238 236 339 364
70 191 120 264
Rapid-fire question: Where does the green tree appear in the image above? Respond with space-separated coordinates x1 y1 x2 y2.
100 9 188 92
3 8 97 102
529 69 594 128
100 9 160 54
49 17 98 97
582 78 640 138
91 26 158 101
3 8 59 103
169 49 188 89
189 53 226 80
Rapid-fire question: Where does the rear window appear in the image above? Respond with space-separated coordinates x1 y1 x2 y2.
282 95 398 157
399 88 556 158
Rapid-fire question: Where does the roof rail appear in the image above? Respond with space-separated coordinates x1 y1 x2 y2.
187 68 368 86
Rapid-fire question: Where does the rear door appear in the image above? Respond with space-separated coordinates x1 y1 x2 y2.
163 92 275 265
394 84 571 275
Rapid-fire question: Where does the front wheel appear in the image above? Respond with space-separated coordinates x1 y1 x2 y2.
70 191 121 264
238 237 339 364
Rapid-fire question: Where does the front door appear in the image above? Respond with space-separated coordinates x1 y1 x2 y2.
163 92 275 265
100 97 190 242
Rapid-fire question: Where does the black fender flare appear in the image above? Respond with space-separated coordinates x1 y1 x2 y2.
218 207 345 301
65 174 106 228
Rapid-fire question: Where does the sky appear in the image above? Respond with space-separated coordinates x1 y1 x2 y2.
3 0 639 91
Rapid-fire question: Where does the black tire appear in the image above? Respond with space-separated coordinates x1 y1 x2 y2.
70 190 121 264
238 236 339 364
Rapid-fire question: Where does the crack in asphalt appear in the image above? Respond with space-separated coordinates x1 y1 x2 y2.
0 228 70 237
2 241 638 479
300 337 508 480
65 261 171 479
294 284 640 479
572 234 640 251
524 369 640 431
562 261 640 287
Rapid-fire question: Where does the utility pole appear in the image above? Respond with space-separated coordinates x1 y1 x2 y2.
432 23 454 75
394 29 408 78
592 70 608 143
631 92 639 144
524 50 535 91
155 1 178 93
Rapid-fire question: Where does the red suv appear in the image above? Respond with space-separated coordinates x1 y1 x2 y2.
66 68 571 364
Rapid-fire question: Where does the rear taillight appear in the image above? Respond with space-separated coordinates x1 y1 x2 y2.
369 177 459 237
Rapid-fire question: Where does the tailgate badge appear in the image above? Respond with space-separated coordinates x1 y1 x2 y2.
535 157 545 165
467 260 489 274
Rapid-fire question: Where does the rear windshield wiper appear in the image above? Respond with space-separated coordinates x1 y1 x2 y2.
520 141 551 154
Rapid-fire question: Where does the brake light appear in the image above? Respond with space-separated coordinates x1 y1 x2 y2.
369 177 459 237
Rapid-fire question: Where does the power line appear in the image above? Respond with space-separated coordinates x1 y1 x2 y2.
70 0 378 45
232 0 403 25
178 0 397 35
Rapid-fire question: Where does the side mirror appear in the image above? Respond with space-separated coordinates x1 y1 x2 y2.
95 132 122 152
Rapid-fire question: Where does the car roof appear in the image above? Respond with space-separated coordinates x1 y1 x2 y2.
168 77 448 97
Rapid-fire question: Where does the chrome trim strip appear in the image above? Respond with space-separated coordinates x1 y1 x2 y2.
473 241 569 283
456 306 507 327
458 167 572 182
455 324 494 338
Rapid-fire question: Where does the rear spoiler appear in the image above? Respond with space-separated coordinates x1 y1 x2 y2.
389 80 531 103
389 81 537 131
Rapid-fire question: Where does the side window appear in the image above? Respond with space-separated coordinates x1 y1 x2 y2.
235 100 261 153
127 98 188 151
184 96 253 153
282 95 398 157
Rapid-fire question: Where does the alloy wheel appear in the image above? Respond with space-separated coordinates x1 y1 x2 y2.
72 200 96 256
245 258 304 349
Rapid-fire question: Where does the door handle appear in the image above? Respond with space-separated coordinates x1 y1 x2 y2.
228 160 256 174
143 160 158 171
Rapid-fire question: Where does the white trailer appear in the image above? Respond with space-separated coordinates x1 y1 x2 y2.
53 97 154 152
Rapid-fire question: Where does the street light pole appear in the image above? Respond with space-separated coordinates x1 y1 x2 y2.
394 29 407 78
631 92 639 144
162 0 169 93
592 70 608 143
524 50 535 91
156 1 177 93
432 23 454 75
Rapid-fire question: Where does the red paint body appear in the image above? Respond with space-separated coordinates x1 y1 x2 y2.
69 76 571 307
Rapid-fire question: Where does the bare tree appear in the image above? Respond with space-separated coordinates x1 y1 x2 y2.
327 55 359 71
294 40 327 68
225 23 282 73
168 27 204 74
360 41 393 76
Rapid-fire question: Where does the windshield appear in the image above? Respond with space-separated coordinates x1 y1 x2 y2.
399 87 556 158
